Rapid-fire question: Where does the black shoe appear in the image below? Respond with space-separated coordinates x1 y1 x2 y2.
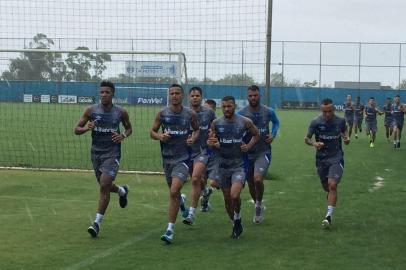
397 142 400 148
119 185 129 208
88 222 100 238
231 218 243 239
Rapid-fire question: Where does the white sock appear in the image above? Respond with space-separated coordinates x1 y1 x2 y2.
234 211 241 220
167 223 175 232
94 213 104 225
117 186 126 196
255 200 262 208
188 207 196 216
326 205 335 217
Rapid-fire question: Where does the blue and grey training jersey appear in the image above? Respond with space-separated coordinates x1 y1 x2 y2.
392 103 404 123
89 104 124 159
213 115 250 167
159 106 194 164
354 103 364 119
365 106 380 123
307 115 346 161
343 102 354 120
238 105 279 158
383 104 392 120
188 106 216 157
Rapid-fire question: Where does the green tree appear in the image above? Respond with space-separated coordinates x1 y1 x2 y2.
65 47 111 81
397 79 406 90
216 73 256 86
2 33 65 81
303 80 318 87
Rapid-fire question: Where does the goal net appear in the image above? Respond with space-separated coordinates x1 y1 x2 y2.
0 48 187 173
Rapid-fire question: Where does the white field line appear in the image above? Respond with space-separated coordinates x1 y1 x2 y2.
64 228 161 270
369 176 385 192
25 203 34 223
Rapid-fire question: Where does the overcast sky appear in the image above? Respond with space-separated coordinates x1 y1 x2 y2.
273 0 406 43
0 0 405 86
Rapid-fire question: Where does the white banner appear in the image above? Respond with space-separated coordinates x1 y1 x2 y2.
41 95 50 103
23 94 33 103
125 61 179 78
58 95 77 104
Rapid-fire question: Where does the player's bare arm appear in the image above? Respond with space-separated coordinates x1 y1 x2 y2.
305 136 325 150
241 118 260 152
112 109 132 143
150 112 170 142
207 122 220 149
188 111 200 145
74 106 93 135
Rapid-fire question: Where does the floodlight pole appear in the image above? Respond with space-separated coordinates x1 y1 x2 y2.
265 0 273 106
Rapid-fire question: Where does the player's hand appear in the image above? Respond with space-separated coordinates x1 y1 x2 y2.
187 134 194 146
112 132 125 143
207 130 219 148
313 142 324 150
343 136 350 145
265 134 273 144
160 132 171 142
87 121 96 130
241 142 249 152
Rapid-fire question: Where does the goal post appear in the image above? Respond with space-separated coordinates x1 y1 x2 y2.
0 48 188 173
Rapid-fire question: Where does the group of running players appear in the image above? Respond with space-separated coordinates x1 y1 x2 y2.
74 80 404 244
342 94 406 148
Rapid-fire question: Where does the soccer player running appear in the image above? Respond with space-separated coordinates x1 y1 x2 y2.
353 96 365 139
238 85 280 224
150 83 199 244
391 95 405 148
383 97 393 142
207 96 260 239
343 95 354 138
203 99 222 193
364 97 383 148
183 87 216 225
74 80 132 238
305 98 350 229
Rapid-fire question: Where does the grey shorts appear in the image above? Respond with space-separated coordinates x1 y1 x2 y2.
218 166 245 189
345 117 354 126
392 119 404 131
163 161 190 184
354 117 363 125
316 160 344 183
91 156 120 182
246 152 271 178
384 117 393 127
206 155 221 182
192 152 210 165
365 121 377 133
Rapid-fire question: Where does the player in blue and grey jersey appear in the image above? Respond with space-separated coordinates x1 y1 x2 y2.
391 95 406 148
74 80 132 238
305 98 350 229
238 85 279 224
364 97 383 148
183 87 216 225
383 97 393 142
353 96 365 139
150 83 199 244
208 96 260 239
343 95 355 138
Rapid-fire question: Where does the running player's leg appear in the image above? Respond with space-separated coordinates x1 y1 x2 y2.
323 161 343 228
184 158 206 225
230 170 245 238
252 153 271 223
246 160 256 202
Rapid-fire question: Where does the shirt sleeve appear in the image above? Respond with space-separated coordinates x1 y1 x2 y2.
268 108 280 138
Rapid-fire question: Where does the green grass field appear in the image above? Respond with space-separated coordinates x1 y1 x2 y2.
0 106 405 269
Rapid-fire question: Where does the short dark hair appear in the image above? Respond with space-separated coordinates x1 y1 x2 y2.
369 97 375 100
321 98 333 105
222 96 235 103
395 94 400 98
169 83 183 93
248 85 260 92
189 86 202 95
100 80 115 92
204 99 216 107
